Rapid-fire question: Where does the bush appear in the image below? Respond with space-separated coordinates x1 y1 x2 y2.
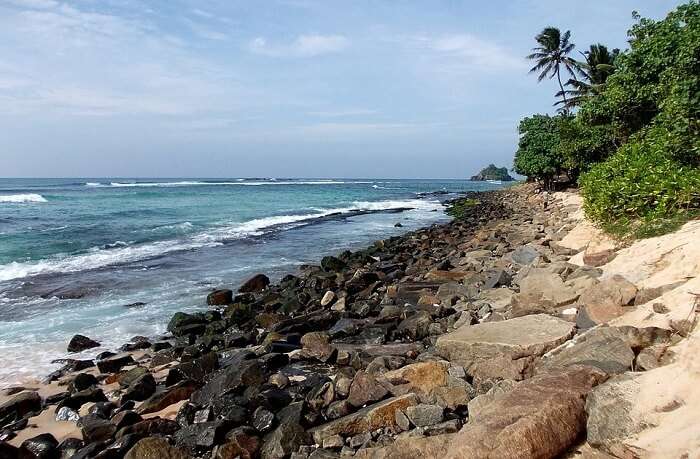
513 115 563 189
580 129 700 237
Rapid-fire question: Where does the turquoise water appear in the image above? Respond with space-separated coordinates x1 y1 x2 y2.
0 178 503 385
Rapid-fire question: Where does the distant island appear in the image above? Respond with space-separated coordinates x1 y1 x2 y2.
470 164 515 181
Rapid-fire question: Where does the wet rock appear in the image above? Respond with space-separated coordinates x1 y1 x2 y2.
111 410 142 430
239 273 270 293
253 406 275 433
191 360 264 406
0 391 41 424
80 414 117 443
137 379 198 415
69 373 99 392
321 256 346 273
260 422 311 459
57 438 83 458
67 334 101 353
124 437 190 459
347 370 388 407
207 289 233 305
55 406 80 422
0 442 18 458
59 387 107 411
404 404 443 427
122 373 156 402
116 418 179 439
18 433 59 458
174 419 229 453
96 355 135 374
166 352 218 385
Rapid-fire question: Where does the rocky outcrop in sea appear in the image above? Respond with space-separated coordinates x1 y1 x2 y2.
2 184 698 458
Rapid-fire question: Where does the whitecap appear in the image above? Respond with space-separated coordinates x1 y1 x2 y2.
0 194 47 203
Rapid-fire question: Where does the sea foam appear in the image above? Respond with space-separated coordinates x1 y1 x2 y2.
0 194 47 203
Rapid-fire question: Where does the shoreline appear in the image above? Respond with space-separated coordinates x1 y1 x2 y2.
1 183 698 458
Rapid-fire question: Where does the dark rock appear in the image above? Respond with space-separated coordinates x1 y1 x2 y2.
174 419 229 453
94 433 142 458
88 402 115 419
208 288 234 305
260 422 311 459
276 401 305 426
239 274 270 293
79 414 117 443
166 352 218 386
44 392 69 406
167 312 206 333
0 442 18 459
137 380 198 415
69 373 98 392
57 438 83 458
116 418 179 439
121 374 156 402
321 256 346 273
111 410 142 430
191 360 264 406
67 335 100 353
96 355 135 374
19 433 58 458
0 391 41 424
58 387 107 411
95 351 116 361
253 407 275 434
395 311 431 341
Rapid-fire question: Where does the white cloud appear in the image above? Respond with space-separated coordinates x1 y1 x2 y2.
248 34 349 57
404 33 525 74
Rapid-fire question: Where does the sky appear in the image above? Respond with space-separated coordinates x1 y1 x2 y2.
0 0 684 178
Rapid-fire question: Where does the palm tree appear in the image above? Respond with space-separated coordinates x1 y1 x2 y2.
527 27 583 111
555 44 620 110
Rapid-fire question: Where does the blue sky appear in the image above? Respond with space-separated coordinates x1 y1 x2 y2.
0 0 683 178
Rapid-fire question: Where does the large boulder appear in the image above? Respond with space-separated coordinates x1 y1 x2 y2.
538 326 635 375
577 275 637 328
445 365 607 458
517 268 578 307
0 391 42 424
382 361 449 395
207 289 233 306
238 274 270 293
67 334 101 353
436 314 575 380
190 360 264 406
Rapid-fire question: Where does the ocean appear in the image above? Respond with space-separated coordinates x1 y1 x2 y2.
0 178 504 386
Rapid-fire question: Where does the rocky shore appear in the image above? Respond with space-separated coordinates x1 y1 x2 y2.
2 184 699 459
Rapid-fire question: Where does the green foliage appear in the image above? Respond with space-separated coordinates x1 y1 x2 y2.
446 198 481 220
471 164 514 181
556 116 616 178
513 114 563 188
577 2 700 237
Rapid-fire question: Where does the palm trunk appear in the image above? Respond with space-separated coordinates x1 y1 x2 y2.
556 67 568 114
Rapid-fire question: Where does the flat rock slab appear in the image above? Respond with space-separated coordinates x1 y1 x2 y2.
538 326 634 375
436 314 576 370
309 394 419 444
518 268 578 307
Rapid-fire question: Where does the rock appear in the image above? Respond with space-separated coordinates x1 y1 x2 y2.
395 408 410 431
424 419 461 436
404 404 443 427
322 435 344 449
253 407 275 434
354 435 455 459
300 332 336 363
122 373 156 402
96 355 135 374
67 335 101 353
19 434 59 458
239 274 270 293
261 422 311 459
207 289 233 305
321 256 346 272
59 387 107 411
509 245 541 266
111 410 142 430
55 406 80 422
166 352 219 385
57 438 83 458
517 268 578 307
395 312 431 341
174 420 229 453
538 326 635 375
309 394 419 443
80 414 117 443
347 371 389 407
436 314 575 380
349 432 371 448
137 380 198 415
382 361 449 395
467 379 518 423
577 275 638 328
444 365 608 458
167 312 205 333
320 291 336 307
70 373 99 392
124 437 190 459
190 360 264 406
0 391 41 423
430 386 471 411
213 428 260 459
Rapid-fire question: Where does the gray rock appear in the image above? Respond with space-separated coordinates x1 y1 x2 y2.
261 422 311 459
253 407 275 434
404 404 444 427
